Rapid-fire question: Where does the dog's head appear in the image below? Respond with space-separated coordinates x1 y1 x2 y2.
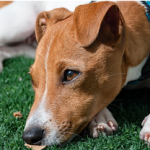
23 2 126 146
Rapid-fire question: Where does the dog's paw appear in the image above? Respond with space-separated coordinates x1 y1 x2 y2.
87 108 118 138
140 114 150 145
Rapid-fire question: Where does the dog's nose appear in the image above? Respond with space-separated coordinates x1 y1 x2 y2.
22 128 45 145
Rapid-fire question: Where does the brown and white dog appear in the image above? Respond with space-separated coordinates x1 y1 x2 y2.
21 1 150 146
1 0 150 147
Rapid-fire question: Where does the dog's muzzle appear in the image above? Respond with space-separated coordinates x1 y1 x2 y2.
22 127 45 145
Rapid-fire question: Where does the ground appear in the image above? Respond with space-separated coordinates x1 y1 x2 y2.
0 56 150 150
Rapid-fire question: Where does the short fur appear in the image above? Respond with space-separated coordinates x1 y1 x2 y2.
22 1 150 146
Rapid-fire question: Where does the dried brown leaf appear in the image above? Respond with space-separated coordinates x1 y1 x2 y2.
25 143 46 150
13 111 22 118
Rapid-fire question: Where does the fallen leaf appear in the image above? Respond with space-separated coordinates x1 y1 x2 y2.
13 111 22 118
25 143 46 150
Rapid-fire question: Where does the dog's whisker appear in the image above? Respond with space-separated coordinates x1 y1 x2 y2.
106 73 127 78
61 112 77 123
61 134 67 141
61 128 74 132
108 104 124 111
63 131 82 139
114 99 123 102
60 134 75 146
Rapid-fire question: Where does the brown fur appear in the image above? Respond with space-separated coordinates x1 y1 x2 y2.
0 1 12 9
26 1 150 143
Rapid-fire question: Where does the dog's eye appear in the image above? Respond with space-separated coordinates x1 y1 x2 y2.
63 70 80 83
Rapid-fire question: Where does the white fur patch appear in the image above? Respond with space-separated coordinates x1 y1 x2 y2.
25 40 52 129
24 38 62 145
137 1 148 11
124 55 149 86
140 114 150 141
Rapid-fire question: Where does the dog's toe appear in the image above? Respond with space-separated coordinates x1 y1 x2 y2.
92 123 111 138
144 133 150 142
108 121 118 131
140 114 150 145
96 122 115 136
140 132 150 146
88 108 118 138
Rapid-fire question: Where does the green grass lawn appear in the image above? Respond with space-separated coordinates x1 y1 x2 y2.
0 56 150 150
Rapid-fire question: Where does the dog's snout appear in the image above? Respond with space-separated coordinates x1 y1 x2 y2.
22 127 45 145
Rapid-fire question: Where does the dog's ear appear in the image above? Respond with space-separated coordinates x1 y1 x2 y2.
35 8 72 43
74 2 124 47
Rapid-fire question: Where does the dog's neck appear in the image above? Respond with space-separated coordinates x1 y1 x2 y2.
123 1 150 86
124 55 149 86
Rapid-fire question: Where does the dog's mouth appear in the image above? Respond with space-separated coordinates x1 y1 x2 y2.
23 117 89 146
23 129 76 146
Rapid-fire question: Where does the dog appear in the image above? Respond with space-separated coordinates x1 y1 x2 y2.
0 1 150 146
21 1 150 146
0 1 89 72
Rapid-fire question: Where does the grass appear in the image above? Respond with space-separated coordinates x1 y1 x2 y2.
0 56 150 150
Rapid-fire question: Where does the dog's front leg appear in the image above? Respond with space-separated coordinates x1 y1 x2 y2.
87 108 118 138
140 114 150 145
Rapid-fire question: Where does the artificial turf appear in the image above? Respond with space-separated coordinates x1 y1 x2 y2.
0 56 150 150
